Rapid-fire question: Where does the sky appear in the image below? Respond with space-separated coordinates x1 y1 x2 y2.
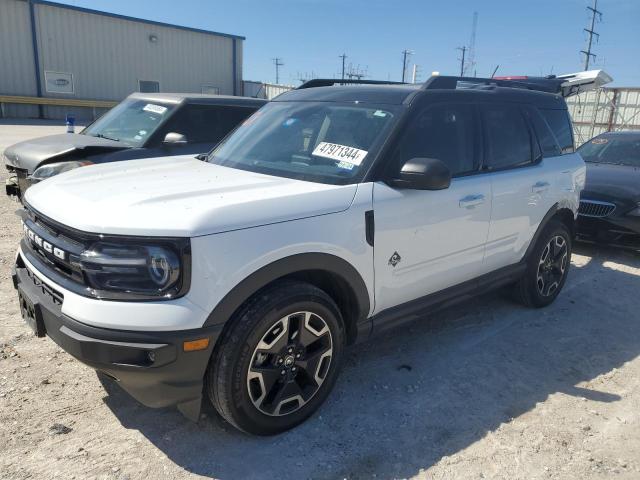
56 0 640 86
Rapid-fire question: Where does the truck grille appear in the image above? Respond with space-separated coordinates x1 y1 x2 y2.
20 205 88 287
578 199 616 218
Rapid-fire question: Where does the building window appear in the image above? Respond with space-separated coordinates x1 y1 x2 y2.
201 85 220 95
139 80 160 93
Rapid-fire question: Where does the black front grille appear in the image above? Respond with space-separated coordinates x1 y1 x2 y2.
25 262 64 305
21 205 88 287
578 200 616 218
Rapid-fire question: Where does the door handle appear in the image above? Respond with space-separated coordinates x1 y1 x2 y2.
532 181 550 193
459 194 485 208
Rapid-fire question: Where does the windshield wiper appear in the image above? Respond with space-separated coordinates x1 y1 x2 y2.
93 133 120 142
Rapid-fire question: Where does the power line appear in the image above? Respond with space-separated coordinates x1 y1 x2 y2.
272 57 284 84
581 0 602 70
401 49 413 83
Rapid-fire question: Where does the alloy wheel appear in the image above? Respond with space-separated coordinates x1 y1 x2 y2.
536 235 568 297
247 311 333 416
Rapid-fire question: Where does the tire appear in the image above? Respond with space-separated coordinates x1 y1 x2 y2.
514 219 572 308
205 280 345 435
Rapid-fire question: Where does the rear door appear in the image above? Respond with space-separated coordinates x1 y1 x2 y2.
481 103 567 271
372 101 491 313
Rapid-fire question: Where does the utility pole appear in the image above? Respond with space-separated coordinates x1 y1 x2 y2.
581 0 602 70
457 46 467 77
339 53 347 81
272 57 284 84
401 49 413 83
465 12 478 77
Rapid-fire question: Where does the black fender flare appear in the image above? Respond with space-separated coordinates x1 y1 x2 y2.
524 203 575 261
203 253 371 328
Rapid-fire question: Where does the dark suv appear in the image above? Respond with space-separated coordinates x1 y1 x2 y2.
4 93 266 198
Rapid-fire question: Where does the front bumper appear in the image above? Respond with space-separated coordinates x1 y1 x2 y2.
576 215 640 249
12 259 222 420
5 175 20 197
4 167 31 199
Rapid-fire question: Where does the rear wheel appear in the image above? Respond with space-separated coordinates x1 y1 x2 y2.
205 281 345 435
514 220 572 308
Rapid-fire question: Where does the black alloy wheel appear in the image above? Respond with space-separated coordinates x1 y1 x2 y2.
536 235 568 297
247 311 333 416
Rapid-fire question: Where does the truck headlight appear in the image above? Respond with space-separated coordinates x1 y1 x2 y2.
79 240 189 299
31 160 93 182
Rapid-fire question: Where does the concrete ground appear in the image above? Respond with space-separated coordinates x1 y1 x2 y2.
1 120 639 480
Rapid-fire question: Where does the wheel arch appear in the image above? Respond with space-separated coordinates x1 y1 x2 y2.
203 253 371 345
525 203 576 260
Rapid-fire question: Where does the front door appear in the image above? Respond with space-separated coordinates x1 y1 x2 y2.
372 102 491 314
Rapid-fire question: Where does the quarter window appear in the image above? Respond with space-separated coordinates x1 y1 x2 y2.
482 105 532 170
393 103 478 176
525 107 562 158
540 109 574 154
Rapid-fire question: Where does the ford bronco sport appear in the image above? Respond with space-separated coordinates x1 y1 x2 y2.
13 71 611 435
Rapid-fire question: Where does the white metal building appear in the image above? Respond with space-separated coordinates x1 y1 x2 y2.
567 87 640 146
243 81 293 100
0 0 244 119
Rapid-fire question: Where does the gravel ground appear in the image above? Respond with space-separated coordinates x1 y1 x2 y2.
1 120 639 480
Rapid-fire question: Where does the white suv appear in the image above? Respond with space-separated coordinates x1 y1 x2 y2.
13 72 610 435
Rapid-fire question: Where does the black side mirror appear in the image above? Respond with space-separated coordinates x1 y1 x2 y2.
163 132 187 145
388 157 452 190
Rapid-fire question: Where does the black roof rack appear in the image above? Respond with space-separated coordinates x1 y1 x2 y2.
297 79 408 89
422 75 565 95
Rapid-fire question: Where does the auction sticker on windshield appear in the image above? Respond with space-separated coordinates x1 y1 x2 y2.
312 142 368 167
143 104 168 115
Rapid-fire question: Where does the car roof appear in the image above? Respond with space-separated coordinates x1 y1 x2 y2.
274 83 565 109
274 84 421 105
596 130 640 138
127 92 267 107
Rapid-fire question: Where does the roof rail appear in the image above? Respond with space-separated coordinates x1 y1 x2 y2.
297 79 407 89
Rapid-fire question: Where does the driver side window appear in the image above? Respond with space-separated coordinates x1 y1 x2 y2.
392 103 478 177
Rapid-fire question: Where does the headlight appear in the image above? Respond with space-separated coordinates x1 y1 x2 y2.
31 160 92 182
78 240 189 299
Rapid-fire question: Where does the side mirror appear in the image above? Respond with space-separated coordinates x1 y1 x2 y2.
388 157 452 190
163 132 187 145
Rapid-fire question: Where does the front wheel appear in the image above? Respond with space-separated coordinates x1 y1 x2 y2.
514 220 572 308
205 281 345 435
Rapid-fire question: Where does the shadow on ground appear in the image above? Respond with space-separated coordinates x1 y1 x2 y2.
98 243 640 479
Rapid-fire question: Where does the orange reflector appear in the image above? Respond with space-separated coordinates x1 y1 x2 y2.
183 338 210 352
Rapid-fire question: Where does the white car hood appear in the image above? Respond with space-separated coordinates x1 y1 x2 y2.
24 156 359 237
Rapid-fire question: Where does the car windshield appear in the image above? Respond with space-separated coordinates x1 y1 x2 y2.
578 134 640 167
82 99 175 147
207 101 400 184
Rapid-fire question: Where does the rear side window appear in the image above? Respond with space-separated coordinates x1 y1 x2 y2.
482 105 532 170
525 107 562 158
158 104 256 144
540 109 574 154
392 103 478 176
